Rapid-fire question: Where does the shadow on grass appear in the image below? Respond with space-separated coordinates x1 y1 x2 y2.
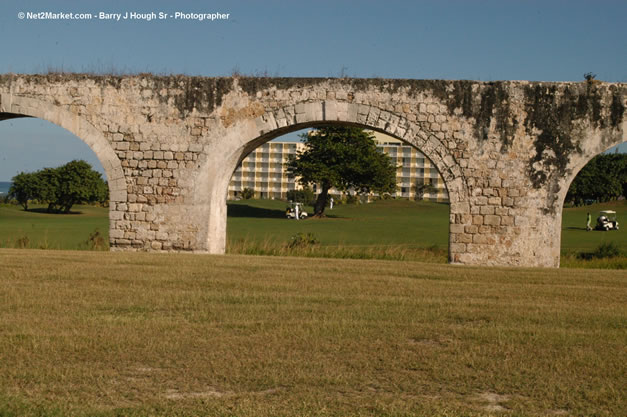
26 208 82 215
227 203 348 219
227 204 285 219
315 213 346 219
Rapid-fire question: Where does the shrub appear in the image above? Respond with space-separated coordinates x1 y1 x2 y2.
578 241 622 260
15 236 30 249
82 229 107 250
241 188 254 199
593 241 622 258
287 232 319 249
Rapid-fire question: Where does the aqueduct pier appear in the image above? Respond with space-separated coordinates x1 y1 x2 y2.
0 74 624 267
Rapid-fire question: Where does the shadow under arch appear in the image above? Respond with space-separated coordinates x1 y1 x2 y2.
199 100 468 261
0 95 126 246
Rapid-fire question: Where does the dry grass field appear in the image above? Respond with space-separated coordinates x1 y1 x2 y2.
0 249 625 416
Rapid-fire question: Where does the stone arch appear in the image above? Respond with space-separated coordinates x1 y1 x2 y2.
199 100 467 258
0 95 126 202
0 95 127 248
562 140 627 202
551 124 626 265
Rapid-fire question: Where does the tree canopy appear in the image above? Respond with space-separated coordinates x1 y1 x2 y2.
9 172 40 211
286 126 397 216
566 153 627 205
9 160 108 213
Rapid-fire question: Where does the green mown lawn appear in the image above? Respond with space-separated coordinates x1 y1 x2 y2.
227 199 450 249
0 203 108 250
560 200 627 253
0 199 625 261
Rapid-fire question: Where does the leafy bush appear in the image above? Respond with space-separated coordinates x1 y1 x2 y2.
287 232 319 249
578 241 622 260
593 242 622 258
82 229 107 251
241 188 254 199
15 236 30 249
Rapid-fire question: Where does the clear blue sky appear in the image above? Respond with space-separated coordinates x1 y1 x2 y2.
0 0 625 181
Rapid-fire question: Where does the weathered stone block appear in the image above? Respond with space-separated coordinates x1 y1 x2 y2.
480 206 495 215
451 202 470 214
473 234 489 244
458 233 473 243
501 216 514 226
465 225 478 234
450 243 466 253
479 226 491 234
109 229 124 239
484 215 501 226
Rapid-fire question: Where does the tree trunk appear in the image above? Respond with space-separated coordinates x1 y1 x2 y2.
313 183 330 217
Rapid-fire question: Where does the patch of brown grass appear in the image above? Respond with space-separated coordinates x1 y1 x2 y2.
0 249 625 416
227 236 448 263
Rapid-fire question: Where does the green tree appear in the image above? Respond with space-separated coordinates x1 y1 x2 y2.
53 160 108 213
287 126 397 216
566 153 627 205
10 161 108 213
35 167 61 212
8 172 40 210
286 186 315 206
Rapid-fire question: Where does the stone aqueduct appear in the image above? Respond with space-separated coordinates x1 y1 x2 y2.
0 74 624 267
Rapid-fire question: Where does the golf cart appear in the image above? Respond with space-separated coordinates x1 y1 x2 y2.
286 201 308 220
595 210 619 231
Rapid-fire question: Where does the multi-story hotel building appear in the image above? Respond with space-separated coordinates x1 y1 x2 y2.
228 131 449 202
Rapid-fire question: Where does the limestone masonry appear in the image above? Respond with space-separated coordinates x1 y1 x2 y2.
0 74 624 267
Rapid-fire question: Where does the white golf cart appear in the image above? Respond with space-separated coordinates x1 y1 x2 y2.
285 202 308 220
595 210 619 231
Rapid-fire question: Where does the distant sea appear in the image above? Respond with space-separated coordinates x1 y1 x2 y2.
0 182 11 196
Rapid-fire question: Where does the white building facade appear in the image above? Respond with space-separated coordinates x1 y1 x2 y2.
228 132 449 202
